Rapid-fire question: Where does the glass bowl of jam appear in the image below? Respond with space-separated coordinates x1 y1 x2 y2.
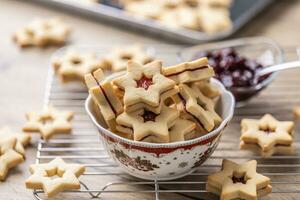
178 37 284 107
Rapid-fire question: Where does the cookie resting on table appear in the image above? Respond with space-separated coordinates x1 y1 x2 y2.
22 107 74 140
206 159 272 200
177 83 222 132
163 57 215 84
100 45 154 72
25 158 85 198
0 127 31 157
13 18 71 47
240 114 294 157
52 50 103 83
113 60 176 108
85 68 124 131
116 105 179 143
0 136 24 181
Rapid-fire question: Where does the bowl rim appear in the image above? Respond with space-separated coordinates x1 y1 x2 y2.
85 78 235 148
177 36 285 93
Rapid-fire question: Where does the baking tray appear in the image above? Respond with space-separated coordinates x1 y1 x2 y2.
23 0 274 44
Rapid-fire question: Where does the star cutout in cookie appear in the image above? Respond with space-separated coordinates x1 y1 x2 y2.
0 127 31 157
52 49 102 83
23 107 74 140
25 158 85 198
116 106 179 142
13 18 71 47
206 159 271 200
240 114 294 152
0 136 24 181
113 60 176 108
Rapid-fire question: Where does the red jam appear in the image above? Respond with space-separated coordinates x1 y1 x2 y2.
141 110 157 122
136 75 153 90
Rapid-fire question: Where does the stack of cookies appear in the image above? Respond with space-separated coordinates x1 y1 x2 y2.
120 0 232 33
85 57 222 143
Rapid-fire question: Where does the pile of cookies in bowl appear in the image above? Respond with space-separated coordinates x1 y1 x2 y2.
85 54 235 180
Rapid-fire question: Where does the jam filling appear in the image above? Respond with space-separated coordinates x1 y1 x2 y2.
165 66 209 77
141 110 158 122
136 75 153 90
259 125 275 134
71 58 82 65
232 172 247 184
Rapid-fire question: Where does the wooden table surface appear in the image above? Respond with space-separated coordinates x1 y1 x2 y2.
1 0 300 199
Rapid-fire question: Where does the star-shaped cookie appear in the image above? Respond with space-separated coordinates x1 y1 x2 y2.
13 18 71 47
293 106 300 119
0 127 31 157
177 83 222 131
101 45 154 72
0 136 24 181
169 118 196 142
206 159 272 200
25 158 85 198
23 107 74 140
116 105 179 142
52 49 102 83
113 60 176 108
240 114 294 154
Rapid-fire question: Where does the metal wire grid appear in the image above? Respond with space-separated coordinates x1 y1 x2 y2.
33 50 300 200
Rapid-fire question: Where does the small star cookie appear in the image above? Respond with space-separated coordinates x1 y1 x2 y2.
23 107 74 140
206 159 272 200
116 106 179 142
113 60 176 108
123 1 163 19
163 57 215 84
293 106 300 119
25 158 85 198
240 114 294 157
85 68 123 131
193 79 220 99
101 45 154 72
52 49 102 83
0 127 31 157
177 83 222 131
0 136 24 181
13 18 71 47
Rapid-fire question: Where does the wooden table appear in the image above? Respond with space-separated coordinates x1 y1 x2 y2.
0 0 300 199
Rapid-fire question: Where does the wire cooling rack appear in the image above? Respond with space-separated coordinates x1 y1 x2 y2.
33 46 300 200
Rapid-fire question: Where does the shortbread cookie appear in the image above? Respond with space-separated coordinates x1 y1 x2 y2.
0 136 24 181
13 18 71 47
101 45 154 72
190 0 232 7
26 158 85 198
123 0 163 19
293 106 300 119
0 127 31 157
240 114 294 155
52 50 102 83
23 107 74 140
177 83 222 131
169 118 196 142
85 69 123 131
240 141 294 158
198 5 232 33
113 60 176 109
159 6 200 30
116 106 179 142
125 86 179 114
206 159 272 200
163 57 214 84
193 79 220 98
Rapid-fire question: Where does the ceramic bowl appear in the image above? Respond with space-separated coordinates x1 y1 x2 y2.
85 78 235 180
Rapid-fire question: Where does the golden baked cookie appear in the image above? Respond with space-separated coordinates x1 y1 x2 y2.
206 159 272 200
13 18 71 47
25 158 85 198
23 107 74 140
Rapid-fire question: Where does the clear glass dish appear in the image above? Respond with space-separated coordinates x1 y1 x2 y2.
178 37 284 107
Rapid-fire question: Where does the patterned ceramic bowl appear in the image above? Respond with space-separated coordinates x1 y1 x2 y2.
85 78 235 180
